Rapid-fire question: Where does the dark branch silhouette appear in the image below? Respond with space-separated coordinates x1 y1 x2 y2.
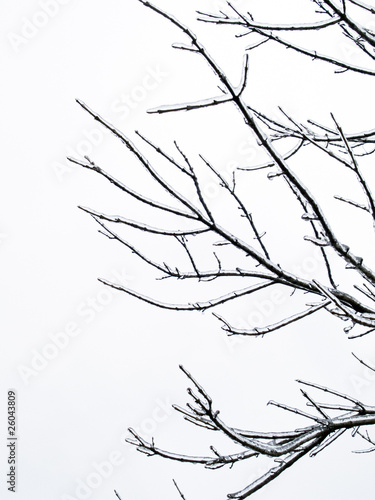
72 0 375 497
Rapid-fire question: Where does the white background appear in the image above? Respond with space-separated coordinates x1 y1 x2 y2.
1 0 375 499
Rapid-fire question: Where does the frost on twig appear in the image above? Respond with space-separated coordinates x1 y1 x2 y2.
73 0 375 496
125 366 375 499
70 0 375 339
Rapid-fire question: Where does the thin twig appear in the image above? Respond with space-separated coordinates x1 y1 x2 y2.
173 479 187 500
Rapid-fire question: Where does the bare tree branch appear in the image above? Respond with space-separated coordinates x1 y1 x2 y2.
77 1 375 497
172 480 187 500
348 0 375 14
79 206 209 237
99 278 275 311
197 8 340 31
125 366 375 499
214 300 330 336
352 352 375 372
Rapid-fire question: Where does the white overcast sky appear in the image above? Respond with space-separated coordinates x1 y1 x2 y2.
2 1 375 499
